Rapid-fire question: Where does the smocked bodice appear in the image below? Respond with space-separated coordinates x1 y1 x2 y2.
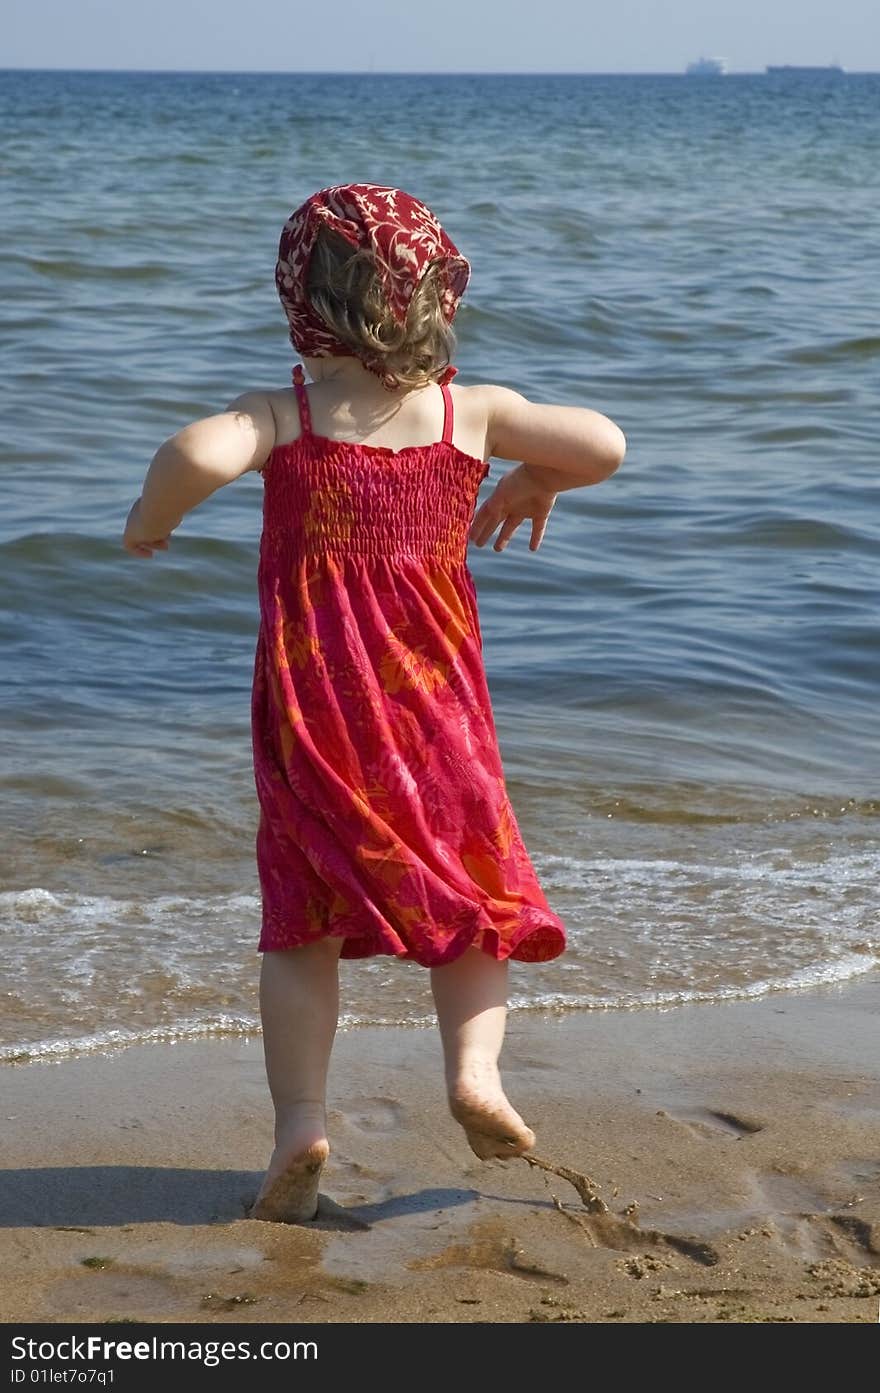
259 434 490 565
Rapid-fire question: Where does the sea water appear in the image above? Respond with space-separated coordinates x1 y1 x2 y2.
1 70 877 1060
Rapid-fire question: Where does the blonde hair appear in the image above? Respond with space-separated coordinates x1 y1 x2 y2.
306 227 456 389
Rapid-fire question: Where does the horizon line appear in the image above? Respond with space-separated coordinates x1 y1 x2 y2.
2 64 877 77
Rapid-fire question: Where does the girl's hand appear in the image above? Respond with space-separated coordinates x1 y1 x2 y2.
468 463 557 553
122 498 172 558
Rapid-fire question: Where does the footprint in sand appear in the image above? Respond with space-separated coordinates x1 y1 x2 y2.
658 1106 765 1141
825 1214 880 1258
714 1168 878 1264
342 1098 404 1134
780 1203 880 1265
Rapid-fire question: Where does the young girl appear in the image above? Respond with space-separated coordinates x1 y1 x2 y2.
123 184 625 1223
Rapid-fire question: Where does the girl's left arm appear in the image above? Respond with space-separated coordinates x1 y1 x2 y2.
122 392 276 556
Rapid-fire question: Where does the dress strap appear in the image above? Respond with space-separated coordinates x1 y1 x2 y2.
439 380 454 445
292 364 313 437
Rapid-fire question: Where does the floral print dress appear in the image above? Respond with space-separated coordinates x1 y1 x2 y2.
251 366 566 966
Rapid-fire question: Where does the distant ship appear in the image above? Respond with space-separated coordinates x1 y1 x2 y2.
685 57 727 76
765 64 845 74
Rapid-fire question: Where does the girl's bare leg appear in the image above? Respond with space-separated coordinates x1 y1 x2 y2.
430 947 535 1160
250 937 343 1222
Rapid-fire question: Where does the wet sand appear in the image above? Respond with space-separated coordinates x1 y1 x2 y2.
2 973 879 1324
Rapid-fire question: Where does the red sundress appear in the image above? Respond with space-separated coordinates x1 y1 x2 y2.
251 365 567 966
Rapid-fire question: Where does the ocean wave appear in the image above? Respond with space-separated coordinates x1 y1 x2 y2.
509 952 879 1014
0 885 261 926
0 1010 441 1066
4 954 877 1065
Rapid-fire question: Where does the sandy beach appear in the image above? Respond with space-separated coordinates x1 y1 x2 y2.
2 972 878 1325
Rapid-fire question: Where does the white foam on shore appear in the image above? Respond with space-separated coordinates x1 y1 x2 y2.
2 838 877 1064
509 947 879 1013
0 1010 436 1066
3 952 877 1065
0 886 261 922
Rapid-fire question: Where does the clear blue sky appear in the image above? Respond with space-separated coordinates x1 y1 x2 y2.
5 0 878 73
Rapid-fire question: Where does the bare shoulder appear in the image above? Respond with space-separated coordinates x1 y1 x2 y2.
226 387 278 418
262 385 303 449
453 381 608 463
450 382 531 461
448 382 521 462
222 388 281 473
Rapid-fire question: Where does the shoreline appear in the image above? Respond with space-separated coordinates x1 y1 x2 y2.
2 973 879 1323
6 950 879 1067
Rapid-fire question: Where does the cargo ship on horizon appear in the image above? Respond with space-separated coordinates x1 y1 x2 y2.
765 64 845 74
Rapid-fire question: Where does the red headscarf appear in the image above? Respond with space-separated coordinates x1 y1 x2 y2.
275 184 470 388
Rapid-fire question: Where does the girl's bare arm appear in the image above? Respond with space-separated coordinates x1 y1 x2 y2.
134 392 277 537
466 386 625 553
482 385 626 492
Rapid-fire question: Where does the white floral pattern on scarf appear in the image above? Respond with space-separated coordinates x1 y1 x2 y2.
275 183 470 386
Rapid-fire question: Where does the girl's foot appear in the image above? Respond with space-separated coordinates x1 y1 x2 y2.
249 1108 329 1222
448 1058 535 1160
